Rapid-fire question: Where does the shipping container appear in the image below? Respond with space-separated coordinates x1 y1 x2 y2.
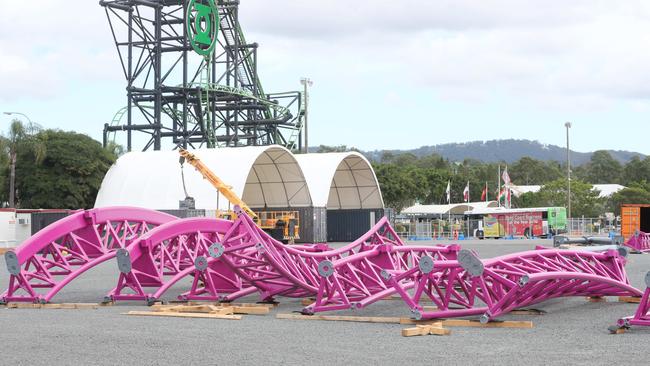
621 204 650 239
30 210 71 235
327 209 386 242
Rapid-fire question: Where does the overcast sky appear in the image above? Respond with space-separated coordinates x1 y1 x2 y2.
1 1 649 153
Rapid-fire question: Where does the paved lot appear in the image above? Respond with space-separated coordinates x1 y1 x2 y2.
1 239 649 365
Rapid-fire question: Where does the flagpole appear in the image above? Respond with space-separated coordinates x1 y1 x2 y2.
497 165 501 208
466 181 469 239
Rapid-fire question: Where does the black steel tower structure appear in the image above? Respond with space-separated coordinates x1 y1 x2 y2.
100 0 304 151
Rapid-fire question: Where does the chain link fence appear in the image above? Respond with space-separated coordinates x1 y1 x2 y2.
395 217 614 240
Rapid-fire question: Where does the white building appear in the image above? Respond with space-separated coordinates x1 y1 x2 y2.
94 146 384 242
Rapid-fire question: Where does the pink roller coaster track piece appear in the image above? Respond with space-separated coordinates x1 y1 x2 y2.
615 271 650 330
2 207 176 303
382 248 642 322
625 231 650 253
206 207 458 308
107 217 247 304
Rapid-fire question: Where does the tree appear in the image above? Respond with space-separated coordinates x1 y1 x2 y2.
14 130 117 208
509 157 563 185
530 179 603 217
0 119 46 207
623 156 650 185
583 150 623 184
608 184 650 215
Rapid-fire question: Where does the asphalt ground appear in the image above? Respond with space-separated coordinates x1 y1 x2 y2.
1 239 649 366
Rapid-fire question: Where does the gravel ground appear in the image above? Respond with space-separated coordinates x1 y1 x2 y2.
1 239 649 366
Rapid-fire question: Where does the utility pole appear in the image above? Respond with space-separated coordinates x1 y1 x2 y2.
565 122 572 219
300 77 313 153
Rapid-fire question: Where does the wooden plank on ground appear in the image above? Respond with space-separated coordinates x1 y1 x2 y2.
276 313 403 324
619 296 641 304
509 308 546 316
587 296 607 303
399 318 533 328
440 319 533 328
124 311 241 320
231 306 269 315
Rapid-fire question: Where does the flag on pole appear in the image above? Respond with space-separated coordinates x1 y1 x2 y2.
481 182 488 201
502 166 511 186
498 187 512 208
445 180 451 204
463 181 470 202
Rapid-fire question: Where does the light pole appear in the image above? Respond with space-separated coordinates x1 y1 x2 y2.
3 111 34 124
565 122 572 219
300 77 313 154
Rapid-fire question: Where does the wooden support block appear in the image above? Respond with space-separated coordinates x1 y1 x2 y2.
618 296 641 304
124 310 241 320
301 298 315 306
587 296 607 303
276 313 403 324
401 323 451 337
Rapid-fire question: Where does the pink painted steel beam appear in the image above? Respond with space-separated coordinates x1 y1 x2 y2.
382 248 642 322
614 271 650 331
106 217 240 304
2 207 176 303
198 206 458 306
625 231 650 253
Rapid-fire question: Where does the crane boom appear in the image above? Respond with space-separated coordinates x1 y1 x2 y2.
178 149 259 221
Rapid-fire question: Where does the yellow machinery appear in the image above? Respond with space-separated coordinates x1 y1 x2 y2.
178 149 300 242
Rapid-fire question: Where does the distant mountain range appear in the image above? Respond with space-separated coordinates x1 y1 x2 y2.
360 139 645 165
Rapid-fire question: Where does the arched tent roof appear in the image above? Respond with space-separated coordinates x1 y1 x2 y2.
402 201 499 216
295 152 384 209
95 146 311 210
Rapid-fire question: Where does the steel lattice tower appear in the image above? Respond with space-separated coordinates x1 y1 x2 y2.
100 0 304 151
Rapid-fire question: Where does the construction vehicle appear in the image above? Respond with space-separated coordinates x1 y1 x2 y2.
178 149 300 243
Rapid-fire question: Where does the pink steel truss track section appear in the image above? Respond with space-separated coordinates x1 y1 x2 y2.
106 217 250 304
206 207 459 308
625 231 650 253
2 207 176 303
382 248 642 322
612 271 650 332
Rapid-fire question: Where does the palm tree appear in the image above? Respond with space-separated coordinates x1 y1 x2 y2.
1 119 46 207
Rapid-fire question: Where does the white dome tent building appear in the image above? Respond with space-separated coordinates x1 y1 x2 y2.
95 146 385 242
295 152 384 242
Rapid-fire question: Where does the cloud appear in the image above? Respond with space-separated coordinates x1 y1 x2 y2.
0 1 122 101
239 0 650 107
2 0 649 135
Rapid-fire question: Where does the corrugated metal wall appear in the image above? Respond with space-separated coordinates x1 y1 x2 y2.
327 209 386 242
